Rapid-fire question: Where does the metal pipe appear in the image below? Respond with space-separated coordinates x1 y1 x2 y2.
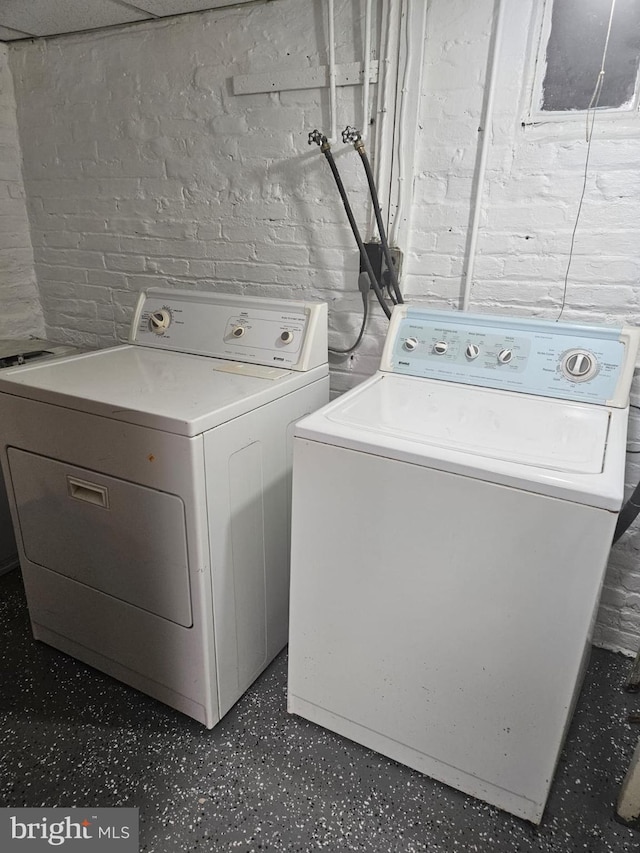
361 0 373 142
390 0 426 251
461 0 504 312
328 0 338 143
372 0 400 236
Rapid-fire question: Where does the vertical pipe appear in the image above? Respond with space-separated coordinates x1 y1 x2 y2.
461 0 504 312
328 0 338 143
372 0 401 235
361 0 373 142
389 0 425 249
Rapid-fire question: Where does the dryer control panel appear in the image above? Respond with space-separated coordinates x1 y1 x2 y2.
130 288 328 372
381 306 640 407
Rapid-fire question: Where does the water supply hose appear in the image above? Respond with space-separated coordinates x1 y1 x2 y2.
328 272 370 355
342 126 404 305
309 130 392 320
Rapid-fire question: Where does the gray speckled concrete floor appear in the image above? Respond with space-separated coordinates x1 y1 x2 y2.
1 569 639 853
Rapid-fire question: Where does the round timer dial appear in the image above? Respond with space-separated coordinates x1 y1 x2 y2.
465 344 480 360
561 349 598 382
149 309 171 334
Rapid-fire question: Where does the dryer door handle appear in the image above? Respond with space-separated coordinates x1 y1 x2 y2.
67 476 110 509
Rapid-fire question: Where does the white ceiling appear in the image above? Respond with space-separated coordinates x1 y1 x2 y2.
0 0 254 41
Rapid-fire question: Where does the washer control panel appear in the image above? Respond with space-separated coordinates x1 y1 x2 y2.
130 288 328 372
381 307 640 406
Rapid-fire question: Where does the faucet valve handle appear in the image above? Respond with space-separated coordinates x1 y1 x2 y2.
308 129 327 147
342 125 362 145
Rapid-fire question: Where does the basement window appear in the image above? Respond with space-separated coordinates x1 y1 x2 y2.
531 0 640 117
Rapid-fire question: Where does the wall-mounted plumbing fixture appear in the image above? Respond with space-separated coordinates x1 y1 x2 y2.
308 130 392 323
343 125 403 305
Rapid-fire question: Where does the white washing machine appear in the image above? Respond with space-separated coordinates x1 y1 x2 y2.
287 306 639 823
0 288 328 728
0 338 86 576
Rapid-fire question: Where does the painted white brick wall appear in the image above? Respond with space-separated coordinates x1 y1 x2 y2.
9 0 373 364
0 44 43 340
7 0 640 653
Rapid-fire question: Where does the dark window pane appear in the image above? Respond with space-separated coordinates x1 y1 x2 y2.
541 0 640 111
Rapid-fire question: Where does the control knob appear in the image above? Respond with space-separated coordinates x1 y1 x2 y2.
280 330 294 344
149 309 171 334
231 325 246 338
562 350 596 381
433 340 448 355
497 348 513 364
465 344 480 360
404 337 418 352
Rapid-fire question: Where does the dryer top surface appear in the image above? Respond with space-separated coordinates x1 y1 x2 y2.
0 345 326 436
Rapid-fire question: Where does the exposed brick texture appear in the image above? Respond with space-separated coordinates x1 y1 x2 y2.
0 45 43 340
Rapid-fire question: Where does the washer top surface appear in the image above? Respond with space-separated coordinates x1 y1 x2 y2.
296 372 627 509
294 306 639 509
326 372 610 473
0 345 323 437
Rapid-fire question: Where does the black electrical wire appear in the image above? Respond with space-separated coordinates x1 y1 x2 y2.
343 126 404 306
329 274 370 355
613 403 640 541
308 131 392 320
614 481 640 543
384 272 398 305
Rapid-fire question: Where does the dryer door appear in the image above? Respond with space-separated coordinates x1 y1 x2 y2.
8 448 192 627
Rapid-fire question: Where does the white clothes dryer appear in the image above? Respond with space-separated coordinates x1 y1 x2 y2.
0 289 328 728
287 306 639 823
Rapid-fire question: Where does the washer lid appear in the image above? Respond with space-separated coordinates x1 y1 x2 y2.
296 373 627 509
0 345 325 436
327 373 609 473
